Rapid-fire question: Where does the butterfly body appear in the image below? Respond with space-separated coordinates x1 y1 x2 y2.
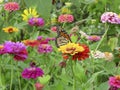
55 27 72 47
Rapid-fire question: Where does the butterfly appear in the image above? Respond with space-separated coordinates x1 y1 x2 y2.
55 26 72 48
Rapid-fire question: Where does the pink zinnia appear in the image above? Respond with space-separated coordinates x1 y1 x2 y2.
35 82 44 90
4 2 20 12
109 76 120 88
3 41 28 61
38 44 53 53
50 26 57 32
101 12 120 24
58 14 74 23
22 64 44 79
87 35 101 42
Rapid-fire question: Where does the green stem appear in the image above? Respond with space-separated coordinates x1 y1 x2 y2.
10 60 13 90
70 60 76 90
95 23 109 51
17 62 21 90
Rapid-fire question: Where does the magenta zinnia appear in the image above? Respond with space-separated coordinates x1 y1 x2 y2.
3 41 28 61
28 17 45 27
22 63 44 79
109 75 120 88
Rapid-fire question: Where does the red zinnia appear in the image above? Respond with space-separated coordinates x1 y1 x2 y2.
72 44 90 61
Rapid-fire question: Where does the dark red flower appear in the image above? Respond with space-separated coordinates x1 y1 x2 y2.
72 44 90 61
14 49 28 61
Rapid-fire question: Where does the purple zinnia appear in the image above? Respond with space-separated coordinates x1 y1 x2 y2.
4 41 26 54
87 35 101 42
3 41 28 61
28 17 45 27
38 44 53 53
101 12 120 24
22 64 44 79
36 18 45 26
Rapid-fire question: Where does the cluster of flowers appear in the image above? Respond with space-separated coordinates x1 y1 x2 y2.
0 41 28 61
101 12 120 24
23 36 54 53
79 31 101 42
92 50 114 61
109 75 120 90
58 43 90 61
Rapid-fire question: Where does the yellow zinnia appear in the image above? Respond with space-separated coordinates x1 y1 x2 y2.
58 43 84 55
2 26 18 33
21 8 39 21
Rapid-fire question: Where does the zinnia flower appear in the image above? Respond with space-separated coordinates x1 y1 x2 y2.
4 2 19 12
79 31 89 39
3 41 28 61
35 82 44 90
101 12 120 24
58 43 84 55
92 50 105 59
58 14 74 23
28 17 45 27
109 75 120 88
87 35 101 42
23 40 39 47
21 8 39 21
50 26 57 32
72 44 90 60
104 52 114 61
38 44 53 53
22 66 44 79
0 45 5 54
2 26 18 33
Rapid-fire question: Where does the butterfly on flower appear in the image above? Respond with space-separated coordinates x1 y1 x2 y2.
55 26 72 47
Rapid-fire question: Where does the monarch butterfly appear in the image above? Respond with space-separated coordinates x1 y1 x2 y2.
55 26 72 47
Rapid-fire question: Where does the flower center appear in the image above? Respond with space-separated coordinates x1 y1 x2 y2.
8 28 14 33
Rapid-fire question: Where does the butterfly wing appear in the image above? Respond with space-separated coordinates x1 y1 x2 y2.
55 28 71 47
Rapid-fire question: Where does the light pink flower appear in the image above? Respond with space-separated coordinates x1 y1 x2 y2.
101 12 120 24
50 26 57 32
87 35 101 41
4 2 19 12
109 76 120 88
58 14 74 23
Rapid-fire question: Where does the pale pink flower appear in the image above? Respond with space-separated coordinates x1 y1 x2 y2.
50 26 57 32
101 12 120 24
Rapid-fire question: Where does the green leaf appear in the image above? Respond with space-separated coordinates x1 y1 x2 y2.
108 37 118 51
96 82 109 90
38 75 51 85
71 35 78 43
30 31 39 39
24 0 52 20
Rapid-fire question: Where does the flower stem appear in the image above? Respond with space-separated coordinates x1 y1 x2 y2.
10 60 13 90
70 60 76 90
95 23 109 51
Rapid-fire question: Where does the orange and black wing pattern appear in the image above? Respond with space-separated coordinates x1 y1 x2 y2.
55 26 72 47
